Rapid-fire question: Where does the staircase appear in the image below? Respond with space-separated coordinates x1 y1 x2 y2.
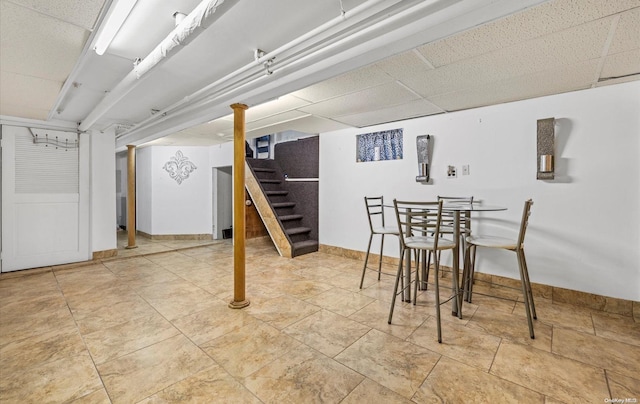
246 158 318 257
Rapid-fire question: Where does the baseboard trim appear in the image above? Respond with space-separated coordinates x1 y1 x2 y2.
318 244 639 319
136 231 213 241
92 249 118 260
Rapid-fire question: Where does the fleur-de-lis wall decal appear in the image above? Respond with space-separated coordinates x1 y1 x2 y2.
163 150 197 184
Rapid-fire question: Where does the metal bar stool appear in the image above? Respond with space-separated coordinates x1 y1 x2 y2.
463 199 537 338
359 196 399 289
388 200 459 343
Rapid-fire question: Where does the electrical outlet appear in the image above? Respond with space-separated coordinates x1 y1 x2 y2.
447 165 457 178
462 165 470 175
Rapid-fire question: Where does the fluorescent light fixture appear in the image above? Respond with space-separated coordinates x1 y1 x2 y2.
94 0 138 55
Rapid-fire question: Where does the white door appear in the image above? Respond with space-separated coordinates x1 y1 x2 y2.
1 125 89 272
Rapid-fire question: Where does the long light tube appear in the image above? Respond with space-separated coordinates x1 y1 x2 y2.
94 0 138 55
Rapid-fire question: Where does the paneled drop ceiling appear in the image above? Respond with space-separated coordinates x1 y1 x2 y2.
1 0 638 149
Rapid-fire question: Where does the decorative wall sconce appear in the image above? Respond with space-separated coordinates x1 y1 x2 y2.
416 134 431 183
537 118 555 180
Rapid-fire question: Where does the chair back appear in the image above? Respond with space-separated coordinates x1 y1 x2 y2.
393 200 444 249
517 199 534 249
438 195 474 228
437 196 474 205
364 196 386 232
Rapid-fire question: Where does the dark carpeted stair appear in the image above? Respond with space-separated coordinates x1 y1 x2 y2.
247 158 318 257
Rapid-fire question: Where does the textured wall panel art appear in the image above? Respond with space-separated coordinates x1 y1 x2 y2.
356 128 403 162
163 150 197 184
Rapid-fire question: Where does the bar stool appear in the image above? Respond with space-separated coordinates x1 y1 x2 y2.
359 196 399 289
388 200 459 343
463 199 537 338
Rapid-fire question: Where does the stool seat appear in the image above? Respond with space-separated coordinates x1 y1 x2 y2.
405 236 455 250
372 226 399 234
466 235 517 250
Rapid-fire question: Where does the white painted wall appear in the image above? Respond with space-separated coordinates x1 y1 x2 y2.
90 130 117 252
209 142 234 167
133 143 234 237
319 81 640 301
136 146 153 233
149 146 211 235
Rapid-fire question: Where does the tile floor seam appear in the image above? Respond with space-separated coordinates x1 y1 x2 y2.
487 341 553 400
603 368 614 400
49 267 112 394
4 237 636 403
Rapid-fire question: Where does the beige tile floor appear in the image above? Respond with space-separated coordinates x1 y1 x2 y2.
1 236 639 403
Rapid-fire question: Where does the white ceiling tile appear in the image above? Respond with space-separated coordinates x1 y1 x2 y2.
427 60 600 112
7 0 105 30
419 0 640 66
403 17 612 98
291 64 393 102
600 49 640 79
180 119 233 137
0 101 49 120
143 134 228 147
246 115 350 138
474 17 611 76
0 71 61 113
374 49 433 80
608 7 640 55
245 95 311 122
399 62 491 99
333 99 444 127
0 1 89 81
298 82 420 118
246 110 310 131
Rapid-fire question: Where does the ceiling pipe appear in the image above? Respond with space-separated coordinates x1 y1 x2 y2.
116 0 410 138
121 0 462 140
116 0 547 148
78 0 237 132
117 0 453 144
173 11 187 26
184 0 454 113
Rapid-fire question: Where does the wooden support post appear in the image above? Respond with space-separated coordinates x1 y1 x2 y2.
229 103 250 309
126 145 138 249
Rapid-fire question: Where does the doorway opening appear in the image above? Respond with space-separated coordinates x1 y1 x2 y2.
212 166 232 240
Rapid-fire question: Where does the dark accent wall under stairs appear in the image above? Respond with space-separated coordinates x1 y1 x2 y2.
246 158 318 257
274 136 319 242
